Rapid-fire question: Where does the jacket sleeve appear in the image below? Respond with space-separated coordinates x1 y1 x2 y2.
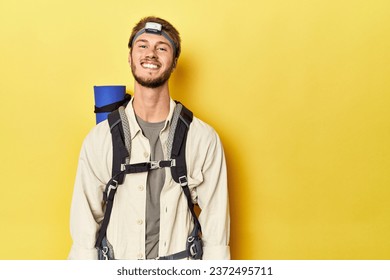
68 129 107 260
195 128 230 260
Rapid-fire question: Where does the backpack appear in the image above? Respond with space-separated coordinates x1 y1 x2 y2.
93 95 202 260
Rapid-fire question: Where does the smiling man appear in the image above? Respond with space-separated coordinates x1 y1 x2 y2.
68 16 230 260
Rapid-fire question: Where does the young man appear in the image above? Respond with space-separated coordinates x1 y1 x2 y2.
68 16 230 260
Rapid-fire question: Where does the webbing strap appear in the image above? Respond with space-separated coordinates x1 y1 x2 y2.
96 159 176 250
170 104 201 237
123 160 176 174
94 94 131 113
95 179 119 248
103 160 175 200
108 110 128 185
170 104 192 183
96 110 130 250
180 179 202 236
158 250 188 260
166 103 182 157
118 107 131 164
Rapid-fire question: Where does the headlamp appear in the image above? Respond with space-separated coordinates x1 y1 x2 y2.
131 22 177 55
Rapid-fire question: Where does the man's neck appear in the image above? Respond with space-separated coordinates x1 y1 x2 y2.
133 83 171 123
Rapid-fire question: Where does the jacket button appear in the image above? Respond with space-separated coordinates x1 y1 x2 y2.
137 253 143 259
137 219 143 225
144 152 149 158
138 185 144 191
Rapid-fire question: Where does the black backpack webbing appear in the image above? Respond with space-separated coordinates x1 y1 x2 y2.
95 103 202 259
94 94 132 113
94 109 128 251
170 106 202 237
158 105 202 260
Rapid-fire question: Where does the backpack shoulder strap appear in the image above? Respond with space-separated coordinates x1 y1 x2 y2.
95 105 130 254
165 102 203 259
170 102 193 184
108 107 131 184
170 103 202 236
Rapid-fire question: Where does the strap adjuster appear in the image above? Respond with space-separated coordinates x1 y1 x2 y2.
149 159 176 170
149 161 161 170
106 180 118 200
187 235 203 259
178 175 188 187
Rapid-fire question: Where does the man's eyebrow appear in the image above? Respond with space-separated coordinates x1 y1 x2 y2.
134 39 148 44
156 41 172 49
134 39 172 48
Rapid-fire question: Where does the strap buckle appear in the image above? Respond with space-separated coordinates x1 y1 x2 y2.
106 180 118 200
149 159 176 170
178 175 188 187
169 159 176 167
101 246 109 260
149 161 161 170
187 235 203 259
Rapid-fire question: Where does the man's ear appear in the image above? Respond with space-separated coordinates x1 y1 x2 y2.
128 51 132 65
172 57 178 71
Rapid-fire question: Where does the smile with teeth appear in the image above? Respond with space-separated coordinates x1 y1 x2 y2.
142 63 159 69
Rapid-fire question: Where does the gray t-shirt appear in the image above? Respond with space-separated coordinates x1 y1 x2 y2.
136 115 165 259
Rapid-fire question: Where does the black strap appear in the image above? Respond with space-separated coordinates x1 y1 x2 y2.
158 250 188 260
170 104 193 182
95 111 128 250
95 177 121 248
170 103 202 241
108 111 128 185
181 180 201 236
94 94 131 113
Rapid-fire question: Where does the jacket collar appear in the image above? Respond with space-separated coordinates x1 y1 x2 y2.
124 97 177 140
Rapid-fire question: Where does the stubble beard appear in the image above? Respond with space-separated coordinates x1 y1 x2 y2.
131 60 174 88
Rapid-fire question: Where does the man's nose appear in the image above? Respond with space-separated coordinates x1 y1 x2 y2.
145 48 157 59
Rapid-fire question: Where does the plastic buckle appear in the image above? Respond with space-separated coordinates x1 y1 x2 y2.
187 235 203 259
149 161 160 170
189 243 197 257
107 180 118 199
150 160 176 170
178 176 188 187
102 246 109 260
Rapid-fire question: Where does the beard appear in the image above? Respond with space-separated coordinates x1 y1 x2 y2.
131 59 174 88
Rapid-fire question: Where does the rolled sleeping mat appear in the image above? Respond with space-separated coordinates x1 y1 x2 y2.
94 85 126 124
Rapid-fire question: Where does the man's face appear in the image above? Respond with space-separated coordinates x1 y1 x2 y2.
129 32 176 88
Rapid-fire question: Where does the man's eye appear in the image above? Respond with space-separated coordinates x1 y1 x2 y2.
139 45 147 49
158 47 167 51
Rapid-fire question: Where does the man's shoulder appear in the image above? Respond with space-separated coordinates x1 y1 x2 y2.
82 119 111 148
189 115 221 144
190 116 216 134
186 115 225 164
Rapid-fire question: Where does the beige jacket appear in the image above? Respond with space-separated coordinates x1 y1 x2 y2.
68 98 230 259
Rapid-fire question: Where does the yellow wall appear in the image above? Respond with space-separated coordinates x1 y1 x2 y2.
1 0 389 259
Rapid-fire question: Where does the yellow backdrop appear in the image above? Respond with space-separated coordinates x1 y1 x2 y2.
1 0 389 259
